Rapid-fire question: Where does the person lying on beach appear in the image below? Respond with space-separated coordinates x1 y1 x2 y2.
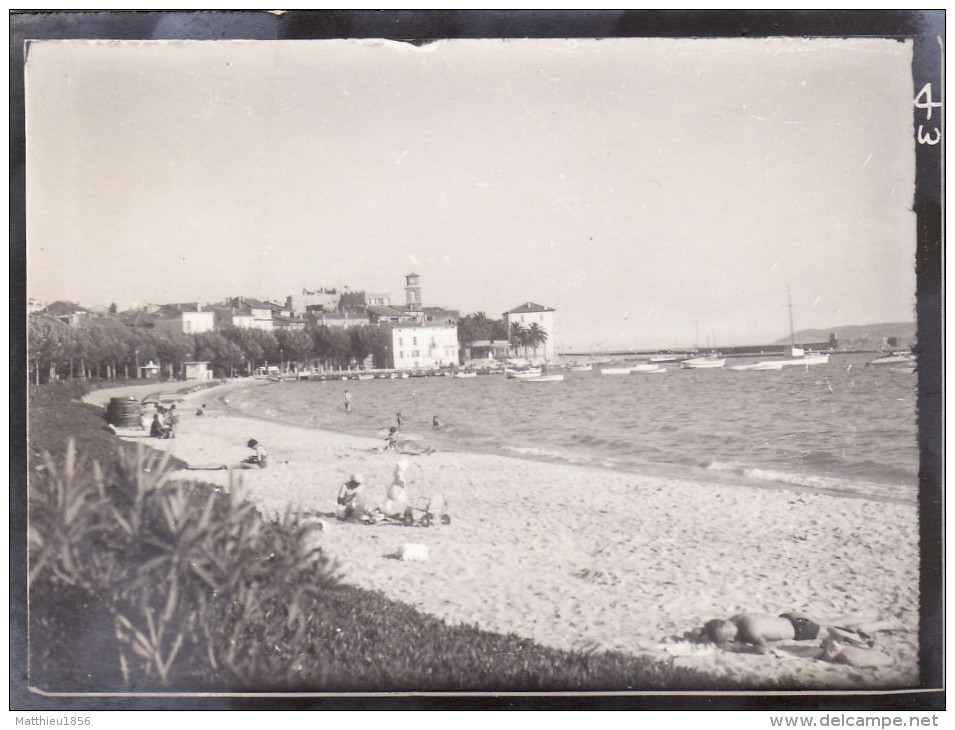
238 439 268 469
696 612 900 655
336 473 370 521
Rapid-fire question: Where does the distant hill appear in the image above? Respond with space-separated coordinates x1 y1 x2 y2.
775 322 917 350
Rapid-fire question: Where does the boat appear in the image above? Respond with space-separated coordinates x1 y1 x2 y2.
506 368 542 379
649 354 682 363
867 352 916 368
454 371 478 379
600 367 633 375
781 352 829 367
680 356 726 369
777 291 829 367
357 374 375 380
729 361 784 371
568 363 593 372
631 365 667 374
519 374 565 383
630 362 666 374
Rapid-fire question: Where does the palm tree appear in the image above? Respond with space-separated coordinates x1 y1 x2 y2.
509 322 527 358
527 322 548 358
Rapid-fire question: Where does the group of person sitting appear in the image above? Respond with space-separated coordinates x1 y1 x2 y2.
336 461 413 523
147 404 179 439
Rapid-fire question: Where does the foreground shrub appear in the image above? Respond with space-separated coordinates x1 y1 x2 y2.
29 441 335 689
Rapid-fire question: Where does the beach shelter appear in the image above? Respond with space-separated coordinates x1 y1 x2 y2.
139 360 161 379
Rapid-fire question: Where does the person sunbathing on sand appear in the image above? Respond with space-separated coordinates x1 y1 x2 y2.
697 612 899 655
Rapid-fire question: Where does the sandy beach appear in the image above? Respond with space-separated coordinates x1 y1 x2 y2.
87 379 921 689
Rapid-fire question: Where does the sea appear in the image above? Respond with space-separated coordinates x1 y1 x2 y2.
220 353 919 504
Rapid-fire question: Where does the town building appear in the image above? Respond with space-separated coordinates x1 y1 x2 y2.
152 304 215 335
503 302 557 361
287 287 340 315
183 361 213 381
42 301 89 327
365 290 392 307
387 323 458 371
461 339 509 363
309 311 371 329
367 304 419 326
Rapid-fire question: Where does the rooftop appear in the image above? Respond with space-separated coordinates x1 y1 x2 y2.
505 302 555 315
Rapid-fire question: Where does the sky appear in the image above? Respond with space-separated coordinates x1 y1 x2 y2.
26 37 917 351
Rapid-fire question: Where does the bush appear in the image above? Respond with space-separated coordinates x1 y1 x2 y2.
29 441 336 690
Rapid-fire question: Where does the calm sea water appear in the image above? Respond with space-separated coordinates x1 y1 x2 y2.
221 353 918 503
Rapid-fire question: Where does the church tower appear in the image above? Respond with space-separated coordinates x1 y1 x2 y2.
405 273 421 309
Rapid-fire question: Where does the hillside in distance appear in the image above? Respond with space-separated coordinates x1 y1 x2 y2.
776 322 917 350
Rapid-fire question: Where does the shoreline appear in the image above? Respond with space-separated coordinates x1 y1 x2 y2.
90 378 920 689
211 379 916 507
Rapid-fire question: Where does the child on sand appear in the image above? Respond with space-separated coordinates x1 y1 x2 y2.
343 389 352 412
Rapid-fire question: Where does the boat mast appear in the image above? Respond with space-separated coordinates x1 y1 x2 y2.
788 288 795 348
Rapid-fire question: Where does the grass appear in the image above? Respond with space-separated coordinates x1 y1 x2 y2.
26 380 771 694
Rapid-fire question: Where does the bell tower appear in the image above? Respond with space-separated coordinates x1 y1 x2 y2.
405 273 421 309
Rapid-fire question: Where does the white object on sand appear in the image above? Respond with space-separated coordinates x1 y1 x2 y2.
396 543 429 561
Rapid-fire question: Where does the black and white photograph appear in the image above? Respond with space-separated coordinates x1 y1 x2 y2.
12 10 943 714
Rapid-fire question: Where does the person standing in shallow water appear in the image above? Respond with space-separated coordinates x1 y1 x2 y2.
343 389 351 412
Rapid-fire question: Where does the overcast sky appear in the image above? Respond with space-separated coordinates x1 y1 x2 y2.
26 37 917 351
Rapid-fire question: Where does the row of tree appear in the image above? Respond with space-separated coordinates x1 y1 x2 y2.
26 314 392 385
455 312 549 357
27 310 551 385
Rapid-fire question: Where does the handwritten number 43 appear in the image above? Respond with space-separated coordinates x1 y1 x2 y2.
914 83 942 145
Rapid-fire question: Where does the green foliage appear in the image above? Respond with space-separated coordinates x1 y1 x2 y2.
29 441 336 689
457 311 507 345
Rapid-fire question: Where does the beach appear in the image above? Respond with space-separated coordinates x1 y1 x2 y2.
88 379 921 689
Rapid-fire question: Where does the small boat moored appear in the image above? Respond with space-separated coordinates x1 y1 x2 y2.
630 362 666 374
519 374 565 383
867 352 916 368
680 356 726 369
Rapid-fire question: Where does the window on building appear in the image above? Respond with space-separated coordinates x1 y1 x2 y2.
413 336 417 345
399 337 403 346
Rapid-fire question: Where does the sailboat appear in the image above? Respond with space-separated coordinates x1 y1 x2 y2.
737 292 829 369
